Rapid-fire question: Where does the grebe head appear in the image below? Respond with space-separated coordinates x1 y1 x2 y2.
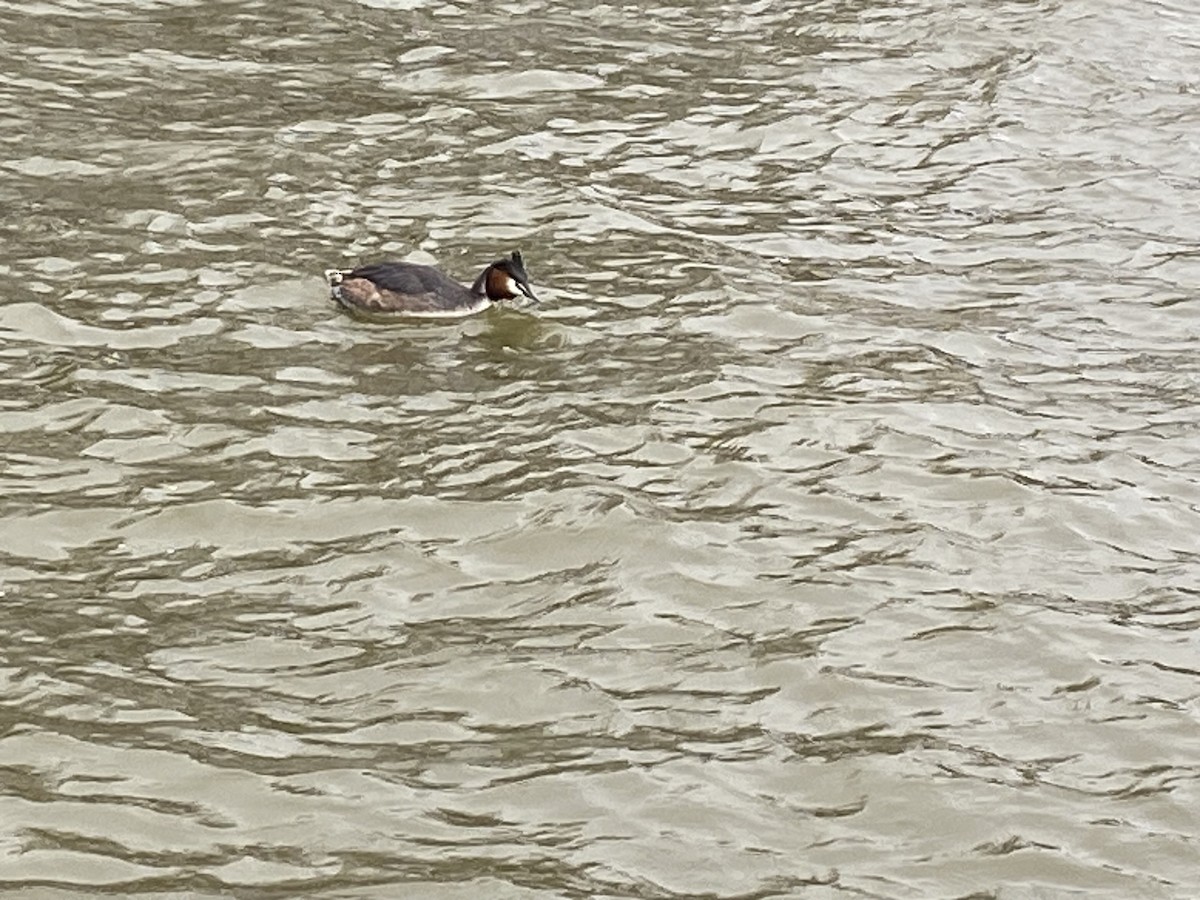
482 250 539 303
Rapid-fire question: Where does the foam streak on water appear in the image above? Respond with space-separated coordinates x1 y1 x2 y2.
1 0 1199 897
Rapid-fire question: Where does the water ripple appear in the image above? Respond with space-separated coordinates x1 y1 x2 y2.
2 0 1199 897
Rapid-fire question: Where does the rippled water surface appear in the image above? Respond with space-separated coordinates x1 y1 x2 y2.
2 0 1199 896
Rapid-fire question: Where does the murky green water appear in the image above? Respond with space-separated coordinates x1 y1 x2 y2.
2 0 1199 896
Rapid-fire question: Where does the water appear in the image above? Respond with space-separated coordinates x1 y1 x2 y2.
2 0 1199 896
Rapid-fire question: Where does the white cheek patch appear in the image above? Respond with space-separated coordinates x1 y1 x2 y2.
504 276 520 298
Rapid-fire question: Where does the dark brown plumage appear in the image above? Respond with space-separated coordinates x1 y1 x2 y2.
325 251 537 317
